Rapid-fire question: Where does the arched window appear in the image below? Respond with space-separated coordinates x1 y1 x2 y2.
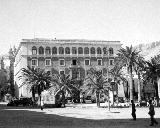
84 47 89 54
59 47 64 54
52 47 57 54
72 47 77 54
65 47 70 54
90 47 95 54
45 47 51 55
109 47 114 55
97 47 102 54
39 46 44 55
103 47 107 54
78 47 83 54
32 46 37 55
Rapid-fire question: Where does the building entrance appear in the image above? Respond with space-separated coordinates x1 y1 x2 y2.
72 68 78 79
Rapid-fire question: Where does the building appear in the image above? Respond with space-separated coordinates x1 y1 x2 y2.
14 38 122 98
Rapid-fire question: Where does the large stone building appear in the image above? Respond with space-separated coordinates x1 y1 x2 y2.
14 38 122 98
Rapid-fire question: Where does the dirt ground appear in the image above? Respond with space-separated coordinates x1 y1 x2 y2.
0 103 159 128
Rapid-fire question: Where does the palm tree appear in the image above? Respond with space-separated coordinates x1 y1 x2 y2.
83 68 109 107
19 66 51 104
52 73 73 107
133 55 146 102
143 56 160 106
71 79 84 103
117 45 140 101
109 64 127 105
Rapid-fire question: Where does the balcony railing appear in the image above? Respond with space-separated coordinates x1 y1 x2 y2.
23 53 116 58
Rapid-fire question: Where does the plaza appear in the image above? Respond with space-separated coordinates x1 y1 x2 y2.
0 103 159 128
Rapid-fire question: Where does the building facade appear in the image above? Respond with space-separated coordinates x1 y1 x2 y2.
14 38 122 98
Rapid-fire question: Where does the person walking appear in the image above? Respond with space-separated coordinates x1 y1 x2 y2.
131 100 136 120
148 99 158 126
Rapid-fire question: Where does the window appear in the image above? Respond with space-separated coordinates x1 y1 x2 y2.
60 70 65 75
109 47 114 55
84 47 89 54
78 47 83 54
45 47 51 55
97 59 102 66
39 46 44 55
60 59 65 66
31 59 38 66
45 59 51 66
103 47 107 54
72 47 77 54
91 47 95 54
97 47 102 54
52 47 57 54
72 60 77 65
59 47 64 54
32 46 37 55
85 59 90 65
109 59 114 65
65 47 70 54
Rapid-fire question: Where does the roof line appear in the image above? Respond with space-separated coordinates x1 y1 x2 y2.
21 38 120 42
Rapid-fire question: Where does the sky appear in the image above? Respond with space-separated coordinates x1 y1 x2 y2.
0 0 160 55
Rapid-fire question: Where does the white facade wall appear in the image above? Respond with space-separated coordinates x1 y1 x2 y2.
14 39 122 98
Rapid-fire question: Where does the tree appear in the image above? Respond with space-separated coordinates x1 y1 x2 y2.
133 55 146 101
52 73 73 107
109 63 126 105
117 45 140 101
143 56 160 106
83 68 109 107
9 48 16 97
71 79 84 103
19 66 51 104
0 69 8 100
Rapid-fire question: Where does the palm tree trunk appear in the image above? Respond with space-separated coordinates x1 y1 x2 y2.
117 83 119 106
62 91 66 107
156 77 160 107
96 91 100 107
108 89 110 111
31 87 35 102
39 94 41 106
129 65 133 101
138 73 141 102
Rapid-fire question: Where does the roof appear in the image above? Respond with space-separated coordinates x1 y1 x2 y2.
21 38 121 45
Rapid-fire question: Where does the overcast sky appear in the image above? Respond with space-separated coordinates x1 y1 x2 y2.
0 0 160 55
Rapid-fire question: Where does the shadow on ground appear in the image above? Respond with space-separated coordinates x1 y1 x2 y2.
0 104 159 128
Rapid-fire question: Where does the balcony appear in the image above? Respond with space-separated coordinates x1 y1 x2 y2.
25 53 107 58
69 64 81 69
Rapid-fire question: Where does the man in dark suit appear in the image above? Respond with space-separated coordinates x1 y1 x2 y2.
131 100 136 120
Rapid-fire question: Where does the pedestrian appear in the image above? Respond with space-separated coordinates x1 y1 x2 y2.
131 100 136 120
148 99 158 126
40 100 44 111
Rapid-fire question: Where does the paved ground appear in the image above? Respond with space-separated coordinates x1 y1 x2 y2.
0 102 160 128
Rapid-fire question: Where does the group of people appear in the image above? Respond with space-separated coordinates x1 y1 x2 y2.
131 99 158 126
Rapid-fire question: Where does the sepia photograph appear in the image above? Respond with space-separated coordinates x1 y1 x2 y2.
0 0 160 127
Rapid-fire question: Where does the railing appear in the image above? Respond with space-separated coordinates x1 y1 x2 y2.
23 53 116 58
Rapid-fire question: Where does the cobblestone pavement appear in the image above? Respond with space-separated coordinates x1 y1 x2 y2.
0 103 160 128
